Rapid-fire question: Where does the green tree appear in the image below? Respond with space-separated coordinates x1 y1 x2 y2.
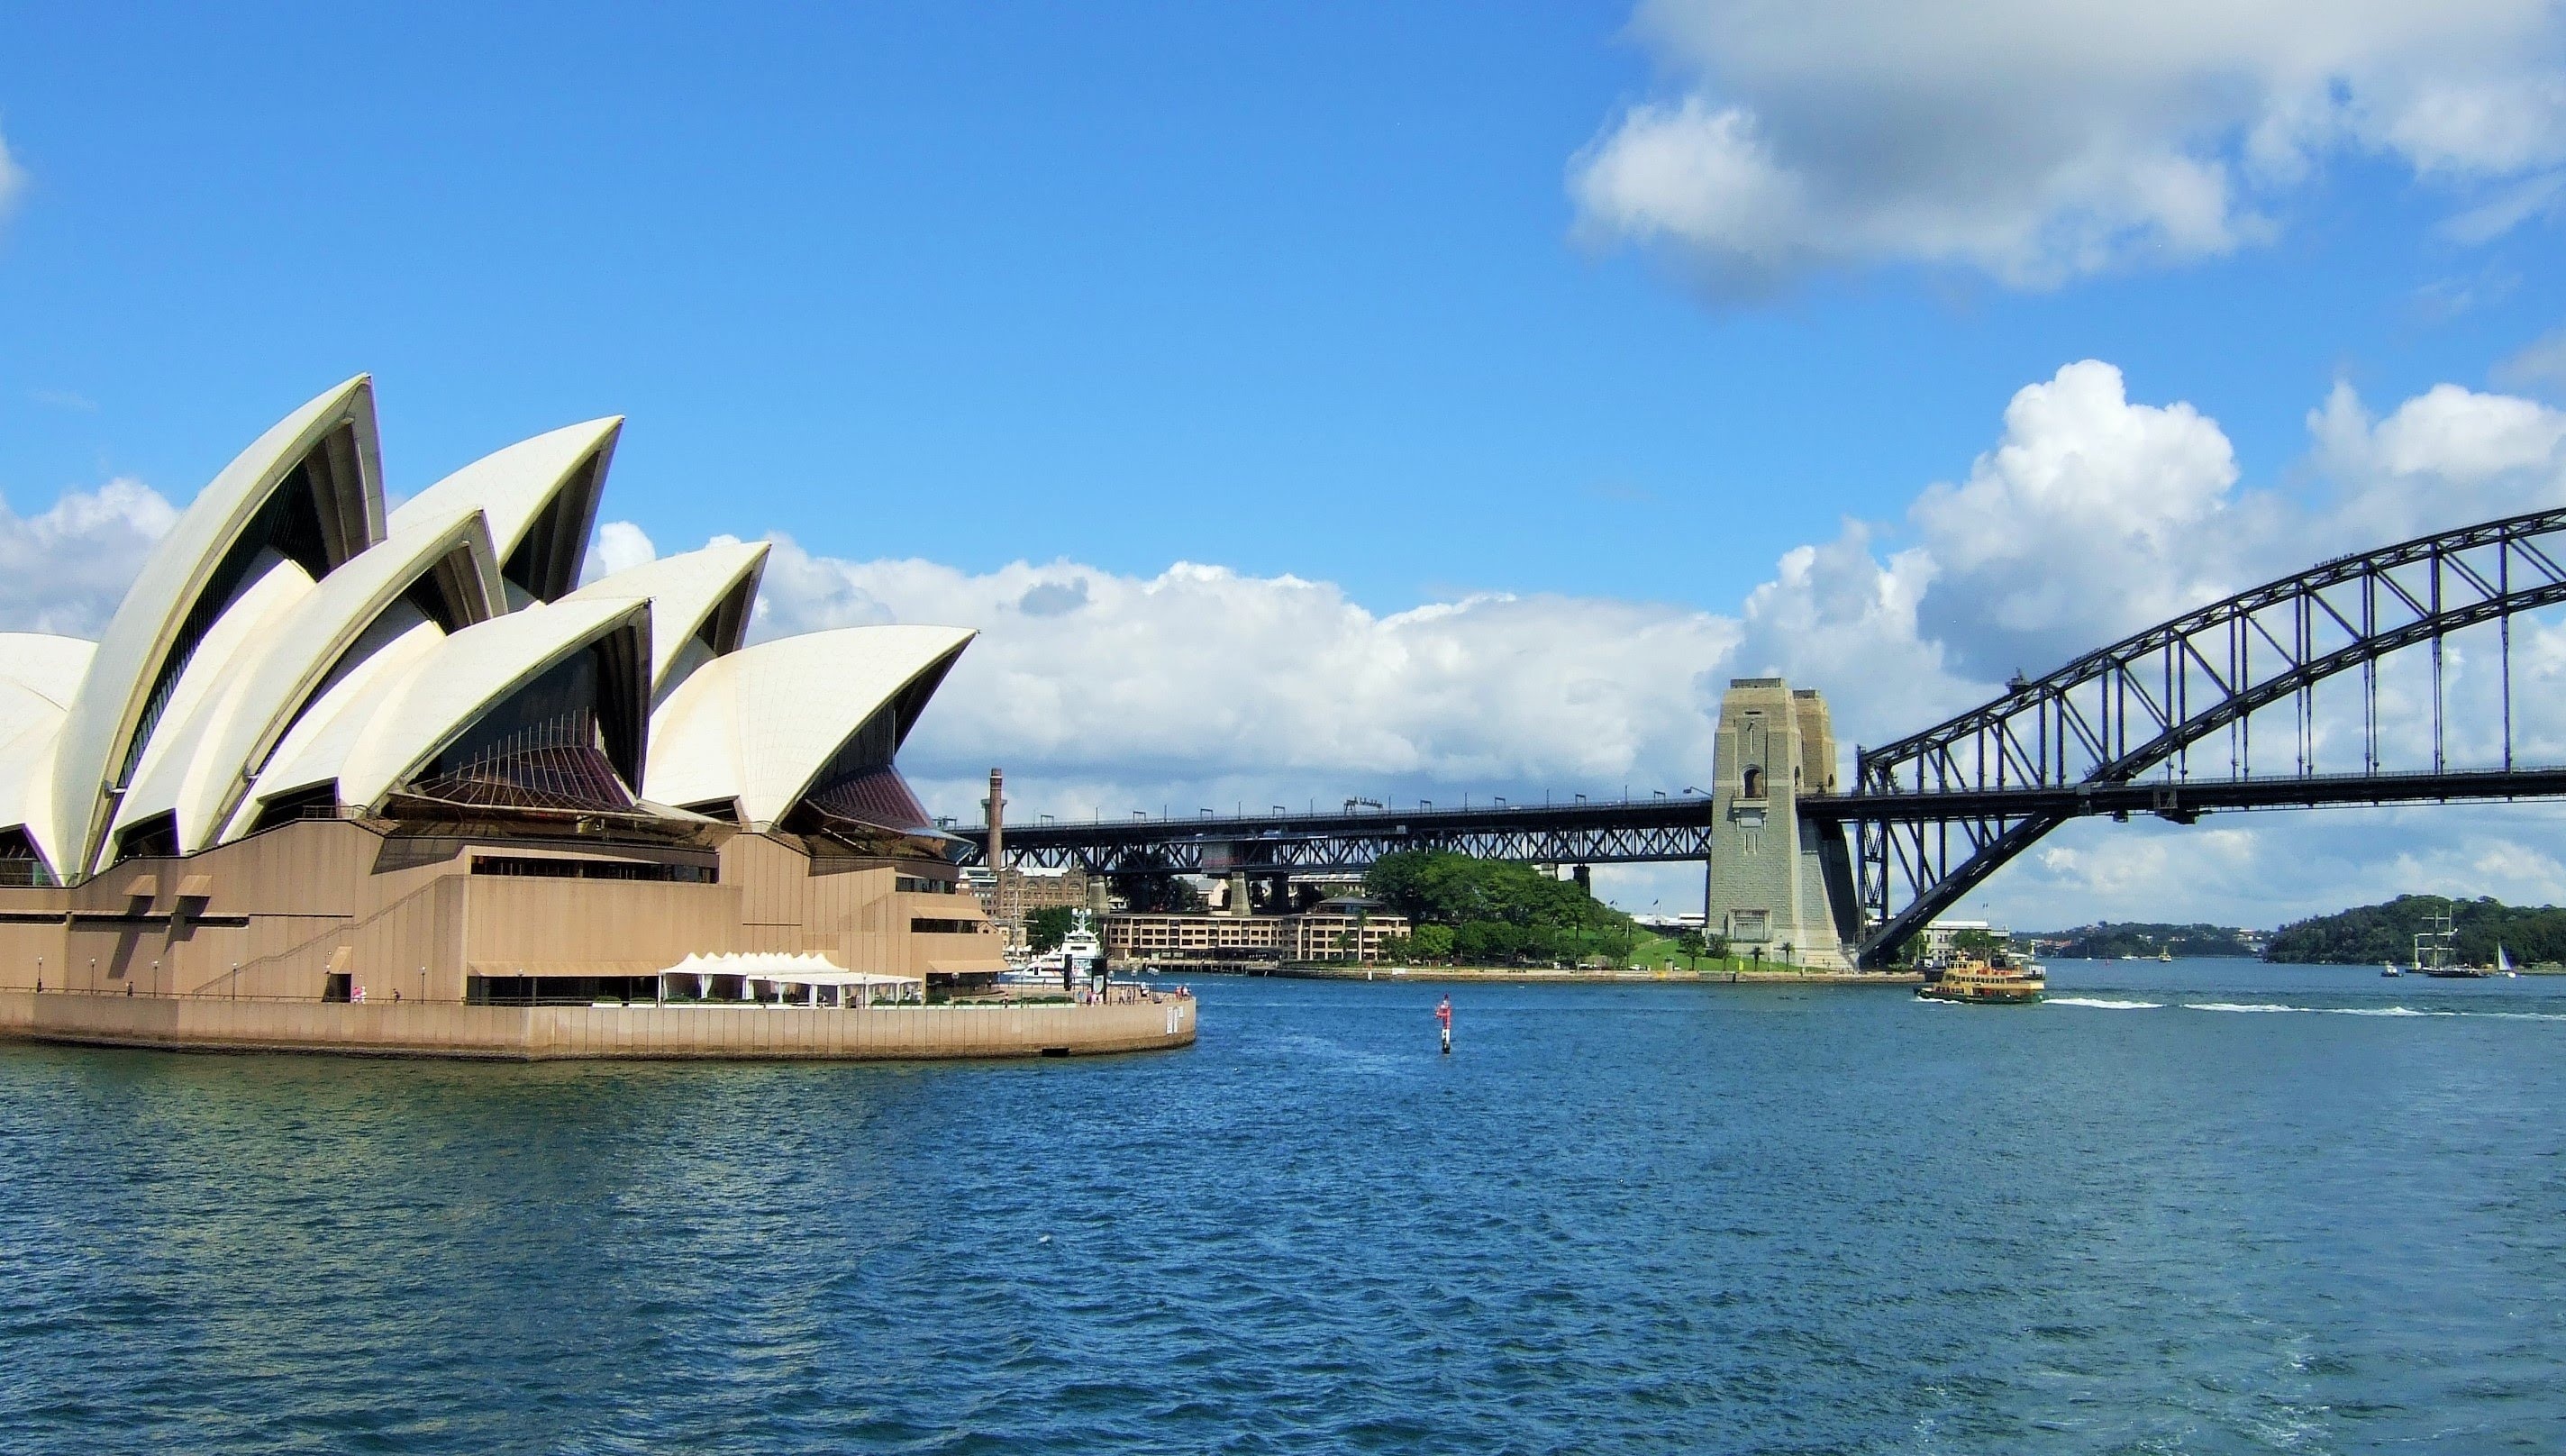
1369 851 1620 930
1123 873 1206 915
1365 850 1639 965
1670 927 1728 965
1949 927 2003 960
2264 894 2565 964
1027 905 1079 952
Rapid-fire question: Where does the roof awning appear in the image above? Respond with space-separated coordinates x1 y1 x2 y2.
741 969 922 987
469 960 670 978
660 951 923 987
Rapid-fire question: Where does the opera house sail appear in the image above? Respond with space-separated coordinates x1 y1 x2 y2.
0 377 1194 1060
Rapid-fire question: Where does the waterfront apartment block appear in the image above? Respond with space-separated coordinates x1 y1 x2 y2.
1106 898 1410 964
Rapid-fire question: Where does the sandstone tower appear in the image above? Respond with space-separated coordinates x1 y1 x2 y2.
1705 678 1860 969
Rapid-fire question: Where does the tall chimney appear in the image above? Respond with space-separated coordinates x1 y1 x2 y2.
985 767 1005 873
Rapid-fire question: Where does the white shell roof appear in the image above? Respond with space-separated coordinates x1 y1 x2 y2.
16 382 978 881
0 683 61 760
54 375 380 876
224 612 445 841
644 624 972 826
166 509 505 852
246 596 651 818
0 635 97 868
560 540 769 693
0 639 96 835
389 418 619 583
0 637 94 763
0 714 68 869
111 555 318 847
0 633 98 709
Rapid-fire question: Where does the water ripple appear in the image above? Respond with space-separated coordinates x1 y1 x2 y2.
3 968 2563 1451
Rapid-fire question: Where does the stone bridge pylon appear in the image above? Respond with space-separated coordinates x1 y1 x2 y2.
1704 678 1861 969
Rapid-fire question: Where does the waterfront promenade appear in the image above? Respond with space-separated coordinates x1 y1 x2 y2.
0 989 1195 1060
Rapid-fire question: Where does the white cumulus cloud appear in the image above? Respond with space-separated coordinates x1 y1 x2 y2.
0 478 179 635
572 360 2566 926
1907 361 2260 675
1571 0 2566 292
2310 378 2566 544
745 545 1743 819
583 520 660 581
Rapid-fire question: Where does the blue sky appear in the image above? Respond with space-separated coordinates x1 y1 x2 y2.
5 3 2566 924
4 4 2556 609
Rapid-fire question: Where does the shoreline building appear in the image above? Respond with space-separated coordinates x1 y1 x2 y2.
964 866 1094 947
1106 898 1409 966
0 378 1199 1058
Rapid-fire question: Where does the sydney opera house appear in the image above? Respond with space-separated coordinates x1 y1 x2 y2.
0 378 1192 1058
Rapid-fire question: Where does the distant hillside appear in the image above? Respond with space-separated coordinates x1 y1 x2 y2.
2264 895 2566 965
2025 922 2261 960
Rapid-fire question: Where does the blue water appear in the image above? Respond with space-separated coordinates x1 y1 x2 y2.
3 963 2563 1453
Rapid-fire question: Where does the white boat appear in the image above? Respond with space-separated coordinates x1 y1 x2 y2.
2381 960 2401 978
996 951 1060 988
996 942 1066 987
2498 943 2516 976
996 909 1107 992
1061 909 1104 987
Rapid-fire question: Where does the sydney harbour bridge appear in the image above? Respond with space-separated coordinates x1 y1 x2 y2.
958 505 2566 966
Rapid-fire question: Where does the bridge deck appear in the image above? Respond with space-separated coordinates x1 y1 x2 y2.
959 764 2566 873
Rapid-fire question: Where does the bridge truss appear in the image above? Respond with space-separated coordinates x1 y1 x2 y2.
962 797 1715 878
1823 505 2566 964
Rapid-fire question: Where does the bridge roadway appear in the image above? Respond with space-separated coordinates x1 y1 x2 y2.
961 795 1717 875
957 764 2566 876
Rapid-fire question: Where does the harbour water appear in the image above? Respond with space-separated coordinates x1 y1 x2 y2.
4 961 2562 1452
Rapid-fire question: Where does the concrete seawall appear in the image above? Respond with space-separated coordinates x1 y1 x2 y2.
0 992 1196 1061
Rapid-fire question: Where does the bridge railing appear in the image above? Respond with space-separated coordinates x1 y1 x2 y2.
949 789 1716 838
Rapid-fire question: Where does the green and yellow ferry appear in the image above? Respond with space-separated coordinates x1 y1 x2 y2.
1917 952 2047 1006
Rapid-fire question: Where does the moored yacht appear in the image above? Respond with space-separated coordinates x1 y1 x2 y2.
1002 908 1106 993
1061 909 1105 988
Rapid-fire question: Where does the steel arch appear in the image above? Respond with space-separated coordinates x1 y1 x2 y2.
1833 505 2566 964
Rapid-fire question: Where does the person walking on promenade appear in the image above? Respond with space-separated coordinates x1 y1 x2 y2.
1435 995 1452 1055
